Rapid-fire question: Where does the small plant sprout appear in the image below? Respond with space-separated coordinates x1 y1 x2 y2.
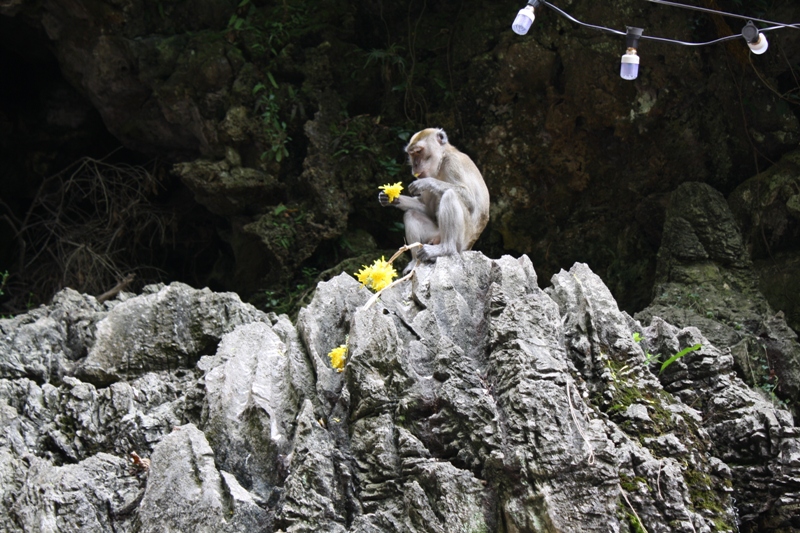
660 343 702 374
328 345 347 372
379 182 403 203
632 332 660 366
0 270 8 296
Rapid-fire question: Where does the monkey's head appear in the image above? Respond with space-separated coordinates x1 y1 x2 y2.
405 128 448 179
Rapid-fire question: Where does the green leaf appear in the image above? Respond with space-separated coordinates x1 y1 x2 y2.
633 332 642 343
234 17 245 30
273 204 288 216
267 71 279 89
660 343 701 374
252 83 266 95
238 0 250 6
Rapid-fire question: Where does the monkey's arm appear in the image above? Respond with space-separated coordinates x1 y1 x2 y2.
408 177 453 196
409 179 475 212
378 192 427 213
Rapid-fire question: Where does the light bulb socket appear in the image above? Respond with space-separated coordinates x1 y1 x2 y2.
626 27 644 49
741 21 759 44
742 21 769 55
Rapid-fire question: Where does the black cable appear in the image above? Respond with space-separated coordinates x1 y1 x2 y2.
539 0 797 47
646 0 800 30
541 1 625 37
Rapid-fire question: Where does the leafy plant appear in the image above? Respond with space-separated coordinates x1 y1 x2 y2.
660 343 701 374
253 83 291 163
262 264 320 317
378 156 403 177
633 332 659 366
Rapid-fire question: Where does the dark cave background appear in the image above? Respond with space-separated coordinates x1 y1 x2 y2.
0 0 798 327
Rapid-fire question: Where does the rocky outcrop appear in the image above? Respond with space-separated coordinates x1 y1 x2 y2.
637 182 800 413
1 254 798 532
728 148 800 334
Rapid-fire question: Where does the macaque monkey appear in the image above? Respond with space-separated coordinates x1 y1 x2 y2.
379 128 490 263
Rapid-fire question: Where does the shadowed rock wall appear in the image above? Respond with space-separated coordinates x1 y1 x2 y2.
2 0 800 317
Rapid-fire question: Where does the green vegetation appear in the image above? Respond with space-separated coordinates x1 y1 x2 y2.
632 332 661 367
227 0 309 163
262 266 319 317
619 474 650 493
253 81 291 163
628 333 702 375
659 343 701 375
268 203 307 249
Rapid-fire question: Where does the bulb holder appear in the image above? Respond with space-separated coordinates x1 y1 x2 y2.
512 5 536 35
620 49 640 80
742 21 768 55
625 26 644 49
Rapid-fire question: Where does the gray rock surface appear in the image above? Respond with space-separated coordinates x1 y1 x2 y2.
1 255 798 532
636 181 800 414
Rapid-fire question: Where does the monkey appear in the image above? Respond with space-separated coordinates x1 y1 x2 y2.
379 128 490 264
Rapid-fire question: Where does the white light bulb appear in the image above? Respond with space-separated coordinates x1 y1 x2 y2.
512 5 536 36
747 33 769 55
620 49 640 80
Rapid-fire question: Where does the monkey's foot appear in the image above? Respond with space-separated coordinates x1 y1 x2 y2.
417 244 455 262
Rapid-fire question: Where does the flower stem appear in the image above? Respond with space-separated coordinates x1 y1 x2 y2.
363 269 415 310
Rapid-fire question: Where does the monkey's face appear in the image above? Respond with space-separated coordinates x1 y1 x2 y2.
406 136 442 179
407 146 428 178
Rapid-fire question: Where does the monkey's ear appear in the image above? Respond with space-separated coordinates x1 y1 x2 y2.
436 129 448 145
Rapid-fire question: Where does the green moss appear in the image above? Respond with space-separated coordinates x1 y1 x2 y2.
619 474 650 493
626 512 647 533
684 468 732 529
617 498 646 533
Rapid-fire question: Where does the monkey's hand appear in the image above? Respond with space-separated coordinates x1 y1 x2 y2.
378 191 398 207
408 177 443 196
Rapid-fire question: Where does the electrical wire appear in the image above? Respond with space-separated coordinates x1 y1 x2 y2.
541 1 625 37
646 0 800 30
539 0 798 47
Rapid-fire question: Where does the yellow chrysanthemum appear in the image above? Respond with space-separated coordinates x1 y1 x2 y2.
355 256 398 292
379 182 403 203
328 345 347 372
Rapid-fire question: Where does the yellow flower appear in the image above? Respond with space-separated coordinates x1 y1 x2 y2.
328 345 347 372
355 256 398 292
379 182 403 203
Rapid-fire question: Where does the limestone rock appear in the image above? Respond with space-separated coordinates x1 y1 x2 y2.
1 256 798 532
138 423 270 533
637 181 800 411
0 288 103 383
76 282 268 385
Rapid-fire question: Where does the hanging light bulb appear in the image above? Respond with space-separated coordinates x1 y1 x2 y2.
620 27 644 80
512 0 540 36
741 20 769 55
